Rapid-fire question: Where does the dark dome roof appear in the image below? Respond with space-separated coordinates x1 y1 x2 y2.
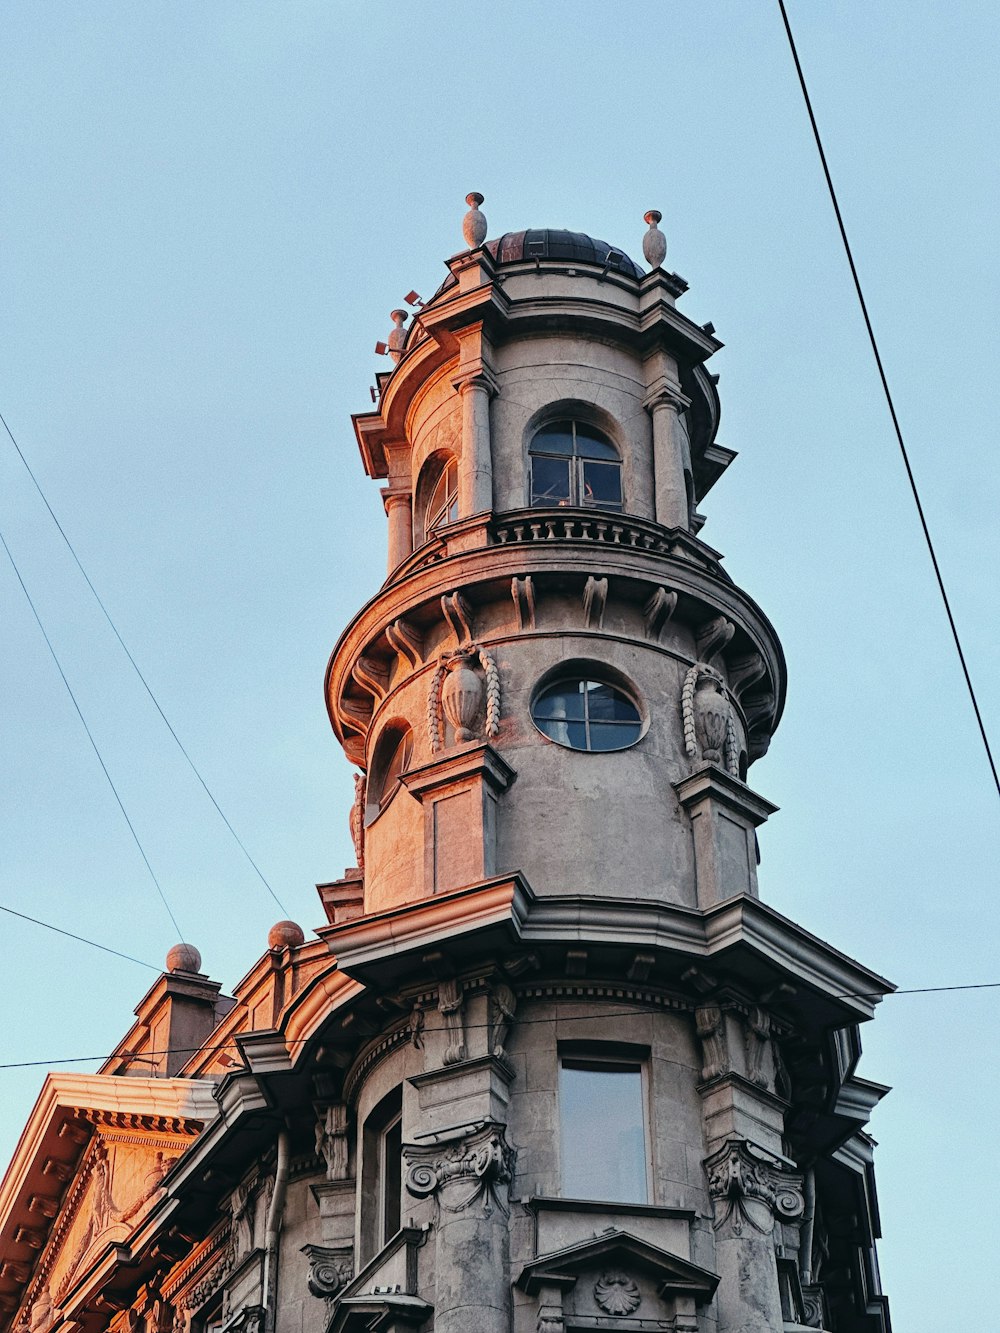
485 229 645 280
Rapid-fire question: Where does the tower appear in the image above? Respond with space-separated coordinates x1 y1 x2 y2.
322 199 892 1332
0 199 892 1333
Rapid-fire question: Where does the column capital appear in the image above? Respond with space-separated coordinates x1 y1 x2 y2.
380 485 411 515
643 379 691 414
452 364 500 399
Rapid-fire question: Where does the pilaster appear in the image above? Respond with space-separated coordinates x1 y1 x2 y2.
674 766 777 906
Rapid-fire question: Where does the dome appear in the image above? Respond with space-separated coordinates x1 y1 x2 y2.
429 228 645 304
485 229 645 280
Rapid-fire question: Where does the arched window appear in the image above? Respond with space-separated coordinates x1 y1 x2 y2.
423 457 458 540
367 724 413 818
529 420 622 512
531 673 642 752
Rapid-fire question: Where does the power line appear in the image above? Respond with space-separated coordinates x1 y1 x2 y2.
0 904 160 972
0 408 288 914
2 981 1000 1072
776 0 1000 802
0 524 183 938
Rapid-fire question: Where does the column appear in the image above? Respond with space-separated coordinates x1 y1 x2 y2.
381 487 413 574
454 371 497 518
645 386 691 529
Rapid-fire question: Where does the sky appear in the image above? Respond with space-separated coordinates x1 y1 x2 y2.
1 3 998 1326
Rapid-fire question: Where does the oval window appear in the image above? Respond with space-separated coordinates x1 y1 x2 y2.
531 676 642 752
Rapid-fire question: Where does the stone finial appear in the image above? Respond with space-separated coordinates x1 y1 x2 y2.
268 920 305 950
166 942 202 974
642 209 666 269
462 192 487 248
387 309 408 363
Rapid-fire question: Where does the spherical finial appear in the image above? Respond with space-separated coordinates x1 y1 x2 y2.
462 192 487 249
387 309 408 363
268 920 305 950
642 209 666 269
166 942 202 974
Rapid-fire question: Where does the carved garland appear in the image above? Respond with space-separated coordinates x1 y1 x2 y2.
428 644 500 754
681 663 739 777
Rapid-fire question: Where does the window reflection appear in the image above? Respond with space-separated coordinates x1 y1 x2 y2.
532 678 641 752
560 1058 648 1203
529 421 623 512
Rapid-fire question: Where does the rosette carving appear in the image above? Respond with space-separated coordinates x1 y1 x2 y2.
594 1271 641 1316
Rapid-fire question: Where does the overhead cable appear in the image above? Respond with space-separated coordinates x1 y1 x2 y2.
776 0 1000 801
0 525 184 938
3 982 1000 1072
0 408 288 912
0 904 160 972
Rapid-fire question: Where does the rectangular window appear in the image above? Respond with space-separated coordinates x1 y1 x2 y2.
559 1056 648 1204
381 1111 402 1243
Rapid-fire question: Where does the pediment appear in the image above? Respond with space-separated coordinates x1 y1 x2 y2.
516 1227 718 1302
0 1074 216 1332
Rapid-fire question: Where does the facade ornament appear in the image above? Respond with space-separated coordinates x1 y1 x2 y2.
594 1271 641 1317
642 209 667 269
582 575 608 630
536 1306 564 1333
428 645 501 753
387 309 408 364
694 1003 730 1082
408 1002 425 1049
301 1243 353 1298
314 1103 349 1181
437 978 467 1064
511 575 536 630
441 589 474 644
229 1178 256 1262
643 585 677 641
404 1122 513 1216
705 1139 804 1237
386 616 423 668
349 773 365 871
462 192 487 249
744 1006 771 1089
696 614 735 661
682 663 739 775
727 651 766 699
489 982 517 1060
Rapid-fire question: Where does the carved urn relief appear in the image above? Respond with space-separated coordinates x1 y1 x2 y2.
441 653 484 742
682 663 738 776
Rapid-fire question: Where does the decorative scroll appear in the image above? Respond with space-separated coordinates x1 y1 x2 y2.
404 1122 514 1217
705 1138 803 1237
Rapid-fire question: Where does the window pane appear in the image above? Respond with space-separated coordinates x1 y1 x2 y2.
531 455 572 505
585 683 639 724
587 721 642 751
574 424 619 460
532 423 575 455
560 1062 647 1203
535 716 587 749
581 459 622 509
382 1116 402 1242
534 682 586 721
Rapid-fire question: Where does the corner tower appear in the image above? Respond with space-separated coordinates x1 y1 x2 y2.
320 197 892 1333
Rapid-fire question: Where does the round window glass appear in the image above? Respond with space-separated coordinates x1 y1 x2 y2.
531 677 642 752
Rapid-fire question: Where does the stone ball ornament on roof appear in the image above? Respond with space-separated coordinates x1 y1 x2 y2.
165 942 202 974
268 919 306 950
462 191 487 248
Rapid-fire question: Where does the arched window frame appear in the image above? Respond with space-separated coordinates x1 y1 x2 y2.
366 722 413 822
415 452 459 545
528 418 624 513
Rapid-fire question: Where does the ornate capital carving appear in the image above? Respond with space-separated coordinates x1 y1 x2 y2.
705 1138 803 1237
301 1243 353 1298
404 1121 514 1216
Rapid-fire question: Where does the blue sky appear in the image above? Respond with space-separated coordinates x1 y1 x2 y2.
1 4 997 1326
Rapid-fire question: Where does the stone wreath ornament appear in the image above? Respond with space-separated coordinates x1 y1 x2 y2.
681 662 740 777
428 644 501 753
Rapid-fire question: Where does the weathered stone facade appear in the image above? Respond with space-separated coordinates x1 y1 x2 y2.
0 206 892 1333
